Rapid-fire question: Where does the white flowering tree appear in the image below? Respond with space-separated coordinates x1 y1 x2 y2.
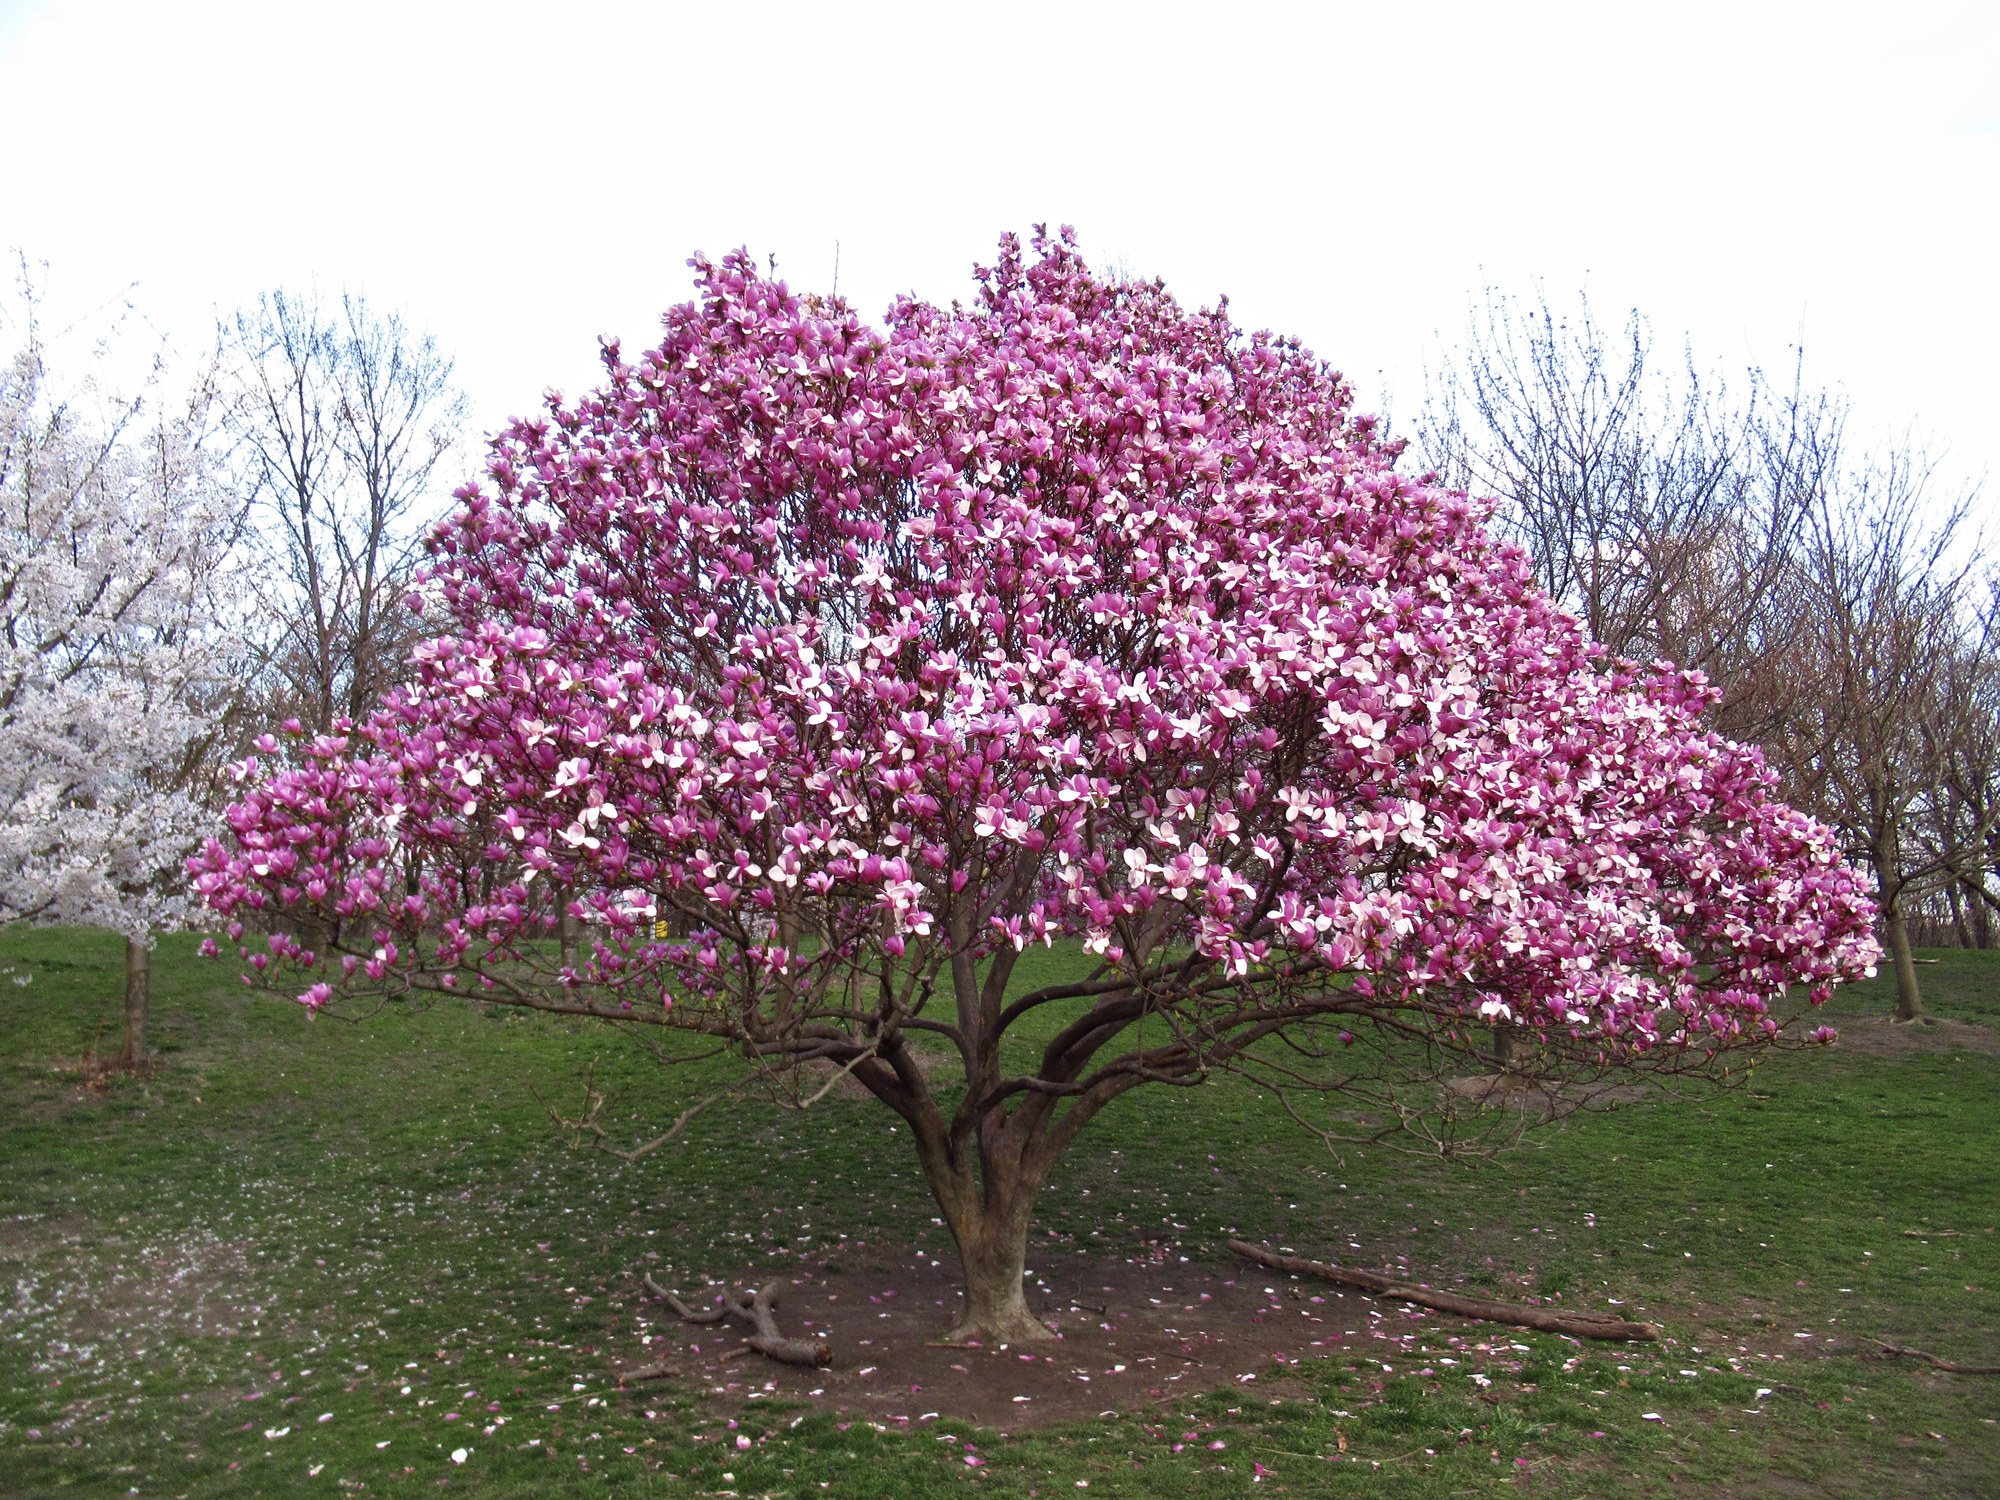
1 276 244 1062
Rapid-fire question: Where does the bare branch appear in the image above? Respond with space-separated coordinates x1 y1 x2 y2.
542 1063 745 1162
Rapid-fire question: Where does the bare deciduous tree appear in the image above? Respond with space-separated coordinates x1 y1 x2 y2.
226 291 465 736
1413 290 1830 745
1726 452 1988 1019
1906 573 2000 952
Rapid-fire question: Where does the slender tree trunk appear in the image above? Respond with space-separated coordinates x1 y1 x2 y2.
1964 875 1996 950
1883 903 1926 1021
120 935 150 1066
1871 827 1926 1021
559 889 579 969
1948 883 1973 950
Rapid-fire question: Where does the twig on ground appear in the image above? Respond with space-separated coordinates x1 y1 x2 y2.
646 1273 832 1367
1861 1337 2000 1374
1228 1239 1661 1342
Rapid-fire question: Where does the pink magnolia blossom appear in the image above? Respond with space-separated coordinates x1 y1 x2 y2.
192 229 1876 1341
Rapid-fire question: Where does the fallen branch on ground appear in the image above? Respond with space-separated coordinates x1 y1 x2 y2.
617 1360 680 1384
1227 1240 1661 1341
1861 1337 2000 1374
646 1274 832 1367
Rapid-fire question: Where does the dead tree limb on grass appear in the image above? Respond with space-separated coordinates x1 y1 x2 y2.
1861 1337 2000 1374
1228 1239 1662 1341
617 1359 680 1384
646 1274 832 1367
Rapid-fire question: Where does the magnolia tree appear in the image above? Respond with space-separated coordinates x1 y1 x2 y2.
2 292 243 1060
194 233 1879 1343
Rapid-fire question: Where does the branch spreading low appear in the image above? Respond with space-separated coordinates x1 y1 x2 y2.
1228 1239 1662 1342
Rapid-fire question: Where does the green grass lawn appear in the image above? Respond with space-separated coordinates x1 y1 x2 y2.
2 927 1996 1498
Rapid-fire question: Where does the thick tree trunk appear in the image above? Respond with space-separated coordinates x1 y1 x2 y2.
1883 904 1926 1021
944 1199 1050 1344
299 916 329 962
1491 1023 1535 1083
917 1139 1055 1344
120 935 150 1066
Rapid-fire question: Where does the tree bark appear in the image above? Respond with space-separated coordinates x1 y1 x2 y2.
299 916 329 963
1961 874 1996 950
1860 1337 2000 1374
120 934 150 1066
647 1275 830 1367
1883 902 1926 1021
1947 883 1972 951
941 1194 1050 1344
910 1110 1058 1344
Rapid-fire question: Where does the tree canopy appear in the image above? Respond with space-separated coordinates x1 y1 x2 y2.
193 230 1879 1341
1 302 240 940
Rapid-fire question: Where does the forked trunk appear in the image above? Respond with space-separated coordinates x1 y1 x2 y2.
120 935 150 1066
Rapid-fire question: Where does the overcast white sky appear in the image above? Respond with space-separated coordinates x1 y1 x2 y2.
2 0 1995 495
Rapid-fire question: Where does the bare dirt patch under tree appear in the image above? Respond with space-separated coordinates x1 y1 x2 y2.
607 1252 1639 1430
